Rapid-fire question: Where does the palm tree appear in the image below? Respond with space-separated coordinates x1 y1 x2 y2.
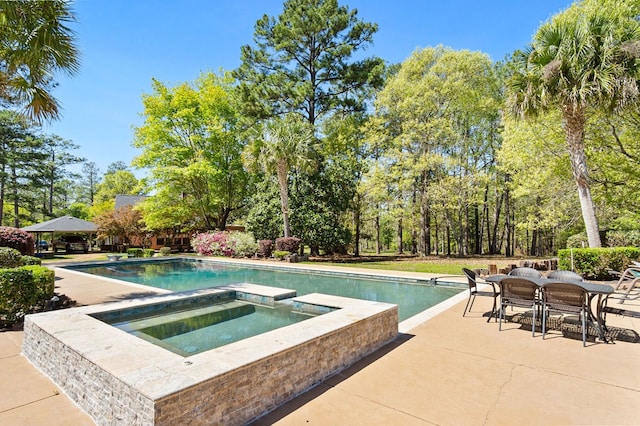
0 0 80 123
507 0 640 247
244 114 316 238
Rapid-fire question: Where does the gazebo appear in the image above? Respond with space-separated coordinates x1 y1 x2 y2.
21 215 98 253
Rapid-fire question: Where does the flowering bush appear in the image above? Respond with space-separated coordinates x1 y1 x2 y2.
191 231 258 258
0 226 35 256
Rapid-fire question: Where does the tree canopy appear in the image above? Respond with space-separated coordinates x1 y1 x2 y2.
0 0 80 122
132 72 249 232
234 0 384 126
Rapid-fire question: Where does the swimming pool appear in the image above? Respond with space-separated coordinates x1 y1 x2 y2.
64 258 463 321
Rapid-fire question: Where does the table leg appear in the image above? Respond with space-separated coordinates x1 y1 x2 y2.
591 293 610 343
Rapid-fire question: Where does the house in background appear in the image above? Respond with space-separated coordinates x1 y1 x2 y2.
117 195 192 251
113 195 244 252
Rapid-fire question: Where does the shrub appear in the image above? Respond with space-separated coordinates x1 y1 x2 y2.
0 247 24 268
258 240 274 257
21 255 42 266
228 232 258 257
0 226 34 255
0 268 37 322
21 265 55 307
191 231 257 257
557 247 640 279
159 246 172 256
275 237 301 253
565 232 589 249
142 249 155 257
273 250 289 260
127 248 144 258
606 230 640 247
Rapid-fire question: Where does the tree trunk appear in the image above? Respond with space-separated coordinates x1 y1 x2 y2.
11 165 19 228
397 217 403 254
353 195 361 257
490 191 504 255
277 165 290 238
446 224 451 256
564 106 602 247
374 214 381 255
434 214 439 255
419 192 431 256
504 184 512 257
473 202 480 255
0 166 5 226
48 151 55 215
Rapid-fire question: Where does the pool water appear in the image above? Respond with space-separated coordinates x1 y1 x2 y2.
92 296 318 356
67 259 462 321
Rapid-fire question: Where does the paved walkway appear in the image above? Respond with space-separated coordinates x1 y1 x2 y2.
1 258 639 425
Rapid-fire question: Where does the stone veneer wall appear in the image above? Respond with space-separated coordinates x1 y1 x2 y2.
154 310 397 425
22 319 156 424
23 304 397 425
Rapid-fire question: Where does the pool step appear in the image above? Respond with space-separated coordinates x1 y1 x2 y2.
116 301 256 338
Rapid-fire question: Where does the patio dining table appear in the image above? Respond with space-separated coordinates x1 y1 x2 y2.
484 274 614 343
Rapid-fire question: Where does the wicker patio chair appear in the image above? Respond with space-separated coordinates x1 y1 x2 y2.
547 270 583 281
508 267 542 278
498 277 540 336
462 268 500 322
541 282 591 347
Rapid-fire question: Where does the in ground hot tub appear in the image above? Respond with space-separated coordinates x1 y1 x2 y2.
90 291 332 356
23 283 397 425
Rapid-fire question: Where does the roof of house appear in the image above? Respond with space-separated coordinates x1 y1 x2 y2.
114 195 149 210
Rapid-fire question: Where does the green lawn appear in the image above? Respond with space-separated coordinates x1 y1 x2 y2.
305 257 516 275
40 252 518 276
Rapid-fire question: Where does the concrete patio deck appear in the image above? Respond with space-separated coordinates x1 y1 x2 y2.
1 258 639 425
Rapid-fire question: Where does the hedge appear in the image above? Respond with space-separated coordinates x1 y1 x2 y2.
127 248 144 258
557 247 640 279
0 269 38 322
275 237 301 253
21 265 55 305
0 247 23 268
0 265 55 323
258 240 274 257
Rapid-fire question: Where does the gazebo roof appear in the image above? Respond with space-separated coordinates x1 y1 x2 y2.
21 215 98 233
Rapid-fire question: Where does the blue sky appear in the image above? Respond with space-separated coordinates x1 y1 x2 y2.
43 0 573 175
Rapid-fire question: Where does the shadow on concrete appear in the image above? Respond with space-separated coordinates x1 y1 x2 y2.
249 332 414 425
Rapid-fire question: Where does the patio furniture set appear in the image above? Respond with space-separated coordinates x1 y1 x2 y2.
462 267 622 347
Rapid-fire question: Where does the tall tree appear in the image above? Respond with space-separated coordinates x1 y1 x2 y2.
0 110 34 225
93 169 142 206
40 135 82 216
234 0 384 127
368 46 502 255
243 114 316 238
507 0 640 247
0 0 80 122
79 161 101 205
133 72 249 231
236 0 384 252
